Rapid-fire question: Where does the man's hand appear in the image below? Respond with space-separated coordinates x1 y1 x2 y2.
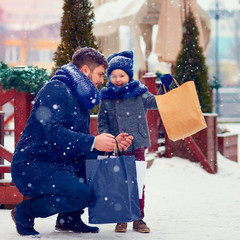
115 133 134 152
94 133 116 152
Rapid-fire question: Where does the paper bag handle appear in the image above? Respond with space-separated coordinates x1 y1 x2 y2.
162 78 179 93
103 139 120 157
114 138 123 157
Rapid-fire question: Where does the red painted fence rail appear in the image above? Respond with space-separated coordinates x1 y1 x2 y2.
0 86 33 206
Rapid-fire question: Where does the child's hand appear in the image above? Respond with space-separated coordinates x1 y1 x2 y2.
94 133 115 152
115 133 133 151
160 74 174 91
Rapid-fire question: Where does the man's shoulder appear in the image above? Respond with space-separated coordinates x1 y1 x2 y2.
47 79 66 88
42 80 70 92
36 80 72 101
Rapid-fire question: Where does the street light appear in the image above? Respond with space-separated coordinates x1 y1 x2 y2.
215 0 220 115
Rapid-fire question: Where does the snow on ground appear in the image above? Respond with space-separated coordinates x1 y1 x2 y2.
0 124 240 239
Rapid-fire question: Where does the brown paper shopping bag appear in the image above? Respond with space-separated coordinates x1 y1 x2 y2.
155 79 207 142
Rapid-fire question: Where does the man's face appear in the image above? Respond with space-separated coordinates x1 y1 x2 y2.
88 65 105 88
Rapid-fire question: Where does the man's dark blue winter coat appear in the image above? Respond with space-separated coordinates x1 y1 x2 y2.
11 63 99 196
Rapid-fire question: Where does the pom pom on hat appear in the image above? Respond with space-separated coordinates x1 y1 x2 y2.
107 51 134 80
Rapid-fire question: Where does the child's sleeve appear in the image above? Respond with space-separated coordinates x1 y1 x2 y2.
142 91 158 110
97 100 111 134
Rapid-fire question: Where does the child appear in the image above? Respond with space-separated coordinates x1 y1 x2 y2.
98 50 173 233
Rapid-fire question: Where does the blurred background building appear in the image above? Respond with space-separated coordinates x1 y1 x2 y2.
93 0 211 78
206 2 240 86
0 0 239 87
0 0 62 71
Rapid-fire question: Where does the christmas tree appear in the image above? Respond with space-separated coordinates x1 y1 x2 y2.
52 0 98 74
173 9 212 113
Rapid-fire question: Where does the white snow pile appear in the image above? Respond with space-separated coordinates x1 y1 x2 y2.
0 152 240 240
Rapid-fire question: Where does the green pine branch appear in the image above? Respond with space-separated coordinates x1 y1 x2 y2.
173 9 213 113
52 0 98 75
0 62 50 95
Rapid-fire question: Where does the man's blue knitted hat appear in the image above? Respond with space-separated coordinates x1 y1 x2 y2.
107 51 134 80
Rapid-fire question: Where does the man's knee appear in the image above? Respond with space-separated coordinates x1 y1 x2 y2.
72 183 92 208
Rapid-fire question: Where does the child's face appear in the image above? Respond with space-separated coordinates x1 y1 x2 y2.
110 69 130 88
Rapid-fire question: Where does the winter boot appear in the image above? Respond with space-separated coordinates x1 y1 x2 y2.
115 223 127 232
55 211 99 233
11 207 40 236
133 219 150 233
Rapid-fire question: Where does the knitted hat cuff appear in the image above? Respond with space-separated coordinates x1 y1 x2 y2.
107 51 134 80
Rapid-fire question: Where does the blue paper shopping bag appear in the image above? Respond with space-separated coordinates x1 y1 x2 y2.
86 155 141 224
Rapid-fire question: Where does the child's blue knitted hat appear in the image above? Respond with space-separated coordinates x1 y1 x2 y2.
107 51 134 80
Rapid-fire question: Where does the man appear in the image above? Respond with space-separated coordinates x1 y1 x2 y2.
11 47 133 237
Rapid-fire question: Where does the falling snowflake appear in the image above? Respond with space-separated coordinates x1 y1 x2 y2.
59 218 65 224
114 203 122 211
52 104 58 110
35 106 52 123
79 178 85 183
113 165 120 172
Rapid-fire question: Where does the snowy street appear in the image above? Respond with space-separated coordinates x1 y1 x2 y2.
1 0 240 238
0 123 240 240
